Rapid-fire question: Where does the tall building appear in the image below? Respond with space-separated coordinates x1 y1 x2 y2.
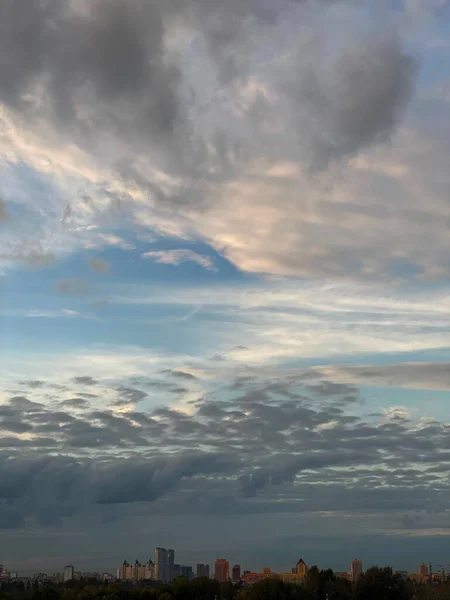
419 563 429 581
172 565 181 580
144 560 155 580
296 559 308 578
63 565 74 583
132 560 141 580
215 559 229 582
197 564 210 578
167 549 175 582
232 565 241 581
155 548 167 582
181 566 194 581
350 559 363 582
118 561 129 580
155 548 175 583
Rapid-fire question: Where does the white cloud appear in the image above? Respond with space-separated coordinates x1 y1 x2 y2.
0 308 93 319
92 234 135 251
142 249 216 271
112 280 450 362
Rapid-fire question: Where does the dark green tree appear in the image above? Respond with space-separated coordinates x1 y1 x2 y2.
355 567 409 600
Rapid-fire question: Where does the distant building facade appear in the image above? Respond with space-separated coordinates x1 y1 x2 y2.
296 559 308 578
181 566 194 580
215 559 229 582
63 565 74 583
419 563 429 581
242 569 271 584
280 559 308 585
172 565 181 579
197 564 210 578
155 548 175 583
232 565 241 581
350 559 363 583
117 559 154 581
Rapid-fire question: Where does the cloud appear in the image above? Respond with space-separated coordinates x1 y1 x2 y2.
19 380 45 389
114 280 450 361
162 370 199 380
87 257 111 274
115 386 148 406
2 380 450 530
72 376 98 386
0 449 239 528
142 249 216 271
0 0 180 143
0 0 426 282
94 234 135 251
289 31 417 168
59 398 89 410
317 362 450 391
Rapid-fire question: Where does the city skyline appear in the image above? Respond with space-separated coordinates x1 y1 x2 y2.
0 553 444 586
2 550 446 583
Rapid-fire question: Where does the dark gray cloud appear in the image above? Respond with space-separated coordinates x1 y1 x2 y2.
0 0 417 191
8 396 45 412
291 32 417 167
0 449 239 528
72 376 98 386
0 0 180 142
161 369 199 380
305 381 358 396
319 362 450 390
19 380 45 388
87 257 111 274
115 386 147 405
59 398 89 409
2 372 450 532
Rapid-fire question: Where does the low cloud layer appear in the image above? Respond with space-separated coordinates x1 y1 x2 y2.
1 363 450 531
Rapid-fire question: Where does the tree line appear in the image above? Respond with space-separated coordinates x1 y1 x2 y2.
1 567 448 600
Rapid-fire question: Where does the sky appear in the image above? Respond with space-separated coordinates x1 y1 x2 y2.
1 0 450 577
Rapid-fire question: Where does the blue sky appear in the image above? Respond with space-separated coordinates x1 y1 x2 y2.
1 0 450 578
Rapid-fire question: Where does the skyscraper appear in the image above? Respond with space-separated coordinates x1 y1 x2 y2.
419 563 429 581
215 559 229 582
167 549 175 582
181 566 194 580
155 548 175 582
155 548 167 582
350 559 363 582
197 564 210 578
172 564 181 580
232 565 241 581
64 565 74 583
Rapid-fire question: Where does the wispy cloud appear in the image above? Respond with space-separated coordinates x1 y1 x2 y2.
142 249 216 271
